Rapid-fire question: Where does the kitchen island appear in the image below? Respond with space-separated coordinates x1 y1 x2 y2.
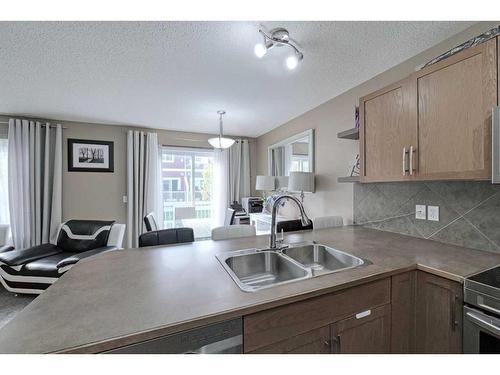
1 226 500 354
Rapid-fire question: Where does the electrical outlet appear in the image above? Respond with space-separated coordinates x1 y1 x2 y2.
428 205 439 221
415 204 426 220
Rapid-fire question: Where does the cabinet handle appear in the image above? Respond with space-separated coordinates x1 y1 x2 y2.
409 145 415 175
451 295 459 331
332 334 341 353
402 147 408 176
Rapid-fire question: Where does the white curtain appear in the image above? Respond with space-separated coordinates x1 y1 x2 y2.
126 130 160 248
212 148 229 227
272 146 286 176
0 138 9 226
228 139 251 204
284 144 293 175
8 119 62 249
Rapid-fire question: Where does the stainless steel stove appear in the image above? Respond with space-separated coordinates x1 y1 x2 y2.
464 265 500 353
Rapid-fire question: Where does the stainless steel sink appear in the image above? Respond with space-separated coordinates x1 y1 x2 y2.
216 242 366 292
216 249 311 292
282 243 365 276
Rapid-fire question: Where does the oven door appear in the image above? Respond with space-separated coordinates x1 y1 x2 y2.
463 305 500 353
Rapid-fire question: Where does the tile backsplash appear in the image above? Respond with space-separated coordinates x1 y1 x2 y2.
353 181 500 254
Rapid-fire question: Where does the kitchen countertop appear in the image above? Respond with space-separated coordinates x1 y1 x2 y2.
1 226 500 354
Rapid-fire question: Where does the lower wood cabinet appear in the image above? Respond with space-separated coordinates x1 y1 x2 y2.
331 304 391 354
243 279 391 354
415 271 463 353
248 326 331 354
391 271 416 353
243 271 463 354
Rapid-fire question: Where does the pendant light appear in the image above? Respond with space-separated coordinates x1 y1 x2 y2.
208 110 235 149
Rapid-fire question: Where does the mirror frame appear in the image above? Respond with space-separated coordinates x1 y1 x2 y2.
267 129 315 176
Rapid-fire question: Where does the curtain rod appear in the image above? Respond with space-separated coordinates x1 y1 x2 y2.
162 144 212 150
126 130 254 142
0 121 67 129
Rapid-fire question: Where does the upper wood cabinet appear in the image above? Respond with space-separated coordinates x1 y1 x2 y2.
359 78 417 182
359 37 498 182
414 38 497 180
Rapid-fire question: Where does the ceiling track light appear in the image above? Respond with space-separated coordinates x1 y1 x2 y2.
208 110 235 150
254 27 304 70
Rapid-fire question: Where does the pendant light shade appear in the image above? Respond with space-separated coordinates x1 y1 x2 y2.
208 136 235 149
208 110 235 149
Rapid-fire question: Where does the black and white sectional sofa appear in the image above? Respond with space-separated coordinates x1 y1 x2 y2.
0 220 125 294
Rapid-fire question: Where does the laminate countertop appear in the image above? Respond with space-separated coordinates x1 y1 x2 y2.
1 226 500 354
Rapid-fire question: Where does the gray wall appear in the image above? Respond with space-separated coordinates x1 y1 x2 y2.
354 181 500 253
255 21 499 225
0 117 257 229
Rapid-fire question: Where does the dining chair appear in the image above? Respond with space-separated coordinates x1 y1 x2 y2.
224 208 236 226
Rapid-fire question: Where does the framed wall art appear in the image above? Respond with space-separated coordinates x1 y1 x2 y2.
68 139 114 172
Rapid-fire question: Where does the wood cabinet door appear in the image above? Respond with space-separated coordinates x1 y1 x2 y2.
414 38 497 180
330 304 391 354
248 326 331 354
359 78 417 182
391 271 416 353
243 278 390 352
415 271 463 353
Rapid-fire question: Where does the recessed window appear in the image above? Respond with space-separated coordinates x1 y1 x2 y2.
160 147 214 239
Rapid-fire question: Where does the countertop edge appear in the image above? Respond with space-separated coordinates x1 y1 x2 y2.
4 226 499 354
56 263 443 354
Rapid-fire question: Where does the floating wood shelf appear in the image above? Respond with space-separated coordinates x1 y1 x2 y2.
337 176 360 183
337 128 359 140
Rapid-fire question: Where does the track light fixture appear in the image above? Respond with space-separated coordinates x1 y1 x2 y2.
254 28 304 70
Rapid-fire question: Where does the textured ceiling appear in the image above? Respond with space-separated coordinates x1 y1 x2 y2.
0 21 474 137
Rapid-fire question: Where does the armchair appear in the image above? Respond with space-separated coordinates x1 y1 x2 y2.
0 220 125 294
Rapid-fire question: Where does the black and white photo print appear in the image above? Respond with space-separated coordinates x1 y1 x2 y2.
68 139 114 172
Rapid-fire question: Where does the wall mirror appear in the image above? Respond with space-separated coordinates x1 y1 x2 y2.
268 129 314 177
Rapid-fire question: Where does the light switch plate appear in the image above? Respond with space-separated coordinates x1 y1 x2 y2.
428 205 439 221
415 204 426 220
122 195 128 203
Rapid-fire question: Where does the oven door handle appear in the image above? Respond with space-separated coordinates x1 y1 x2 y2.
477 295 500 315
466 311 500 337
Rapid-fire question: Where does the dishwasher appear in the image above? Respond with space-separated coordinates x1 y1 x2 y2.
105 318 242 354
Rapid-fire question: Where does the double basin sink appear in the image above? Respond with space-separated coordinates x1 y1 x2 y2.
216 242 365 292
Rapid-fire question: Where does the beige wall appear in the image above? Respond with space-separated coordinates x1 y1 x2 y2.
0 117 257 226
255 21 499 224
1 22 497 229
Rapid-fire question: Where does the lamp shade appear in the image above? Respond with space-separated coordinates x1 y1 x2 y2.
275 176 289 191
255 175 276 191
288 171 314 192
208 136 235 149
